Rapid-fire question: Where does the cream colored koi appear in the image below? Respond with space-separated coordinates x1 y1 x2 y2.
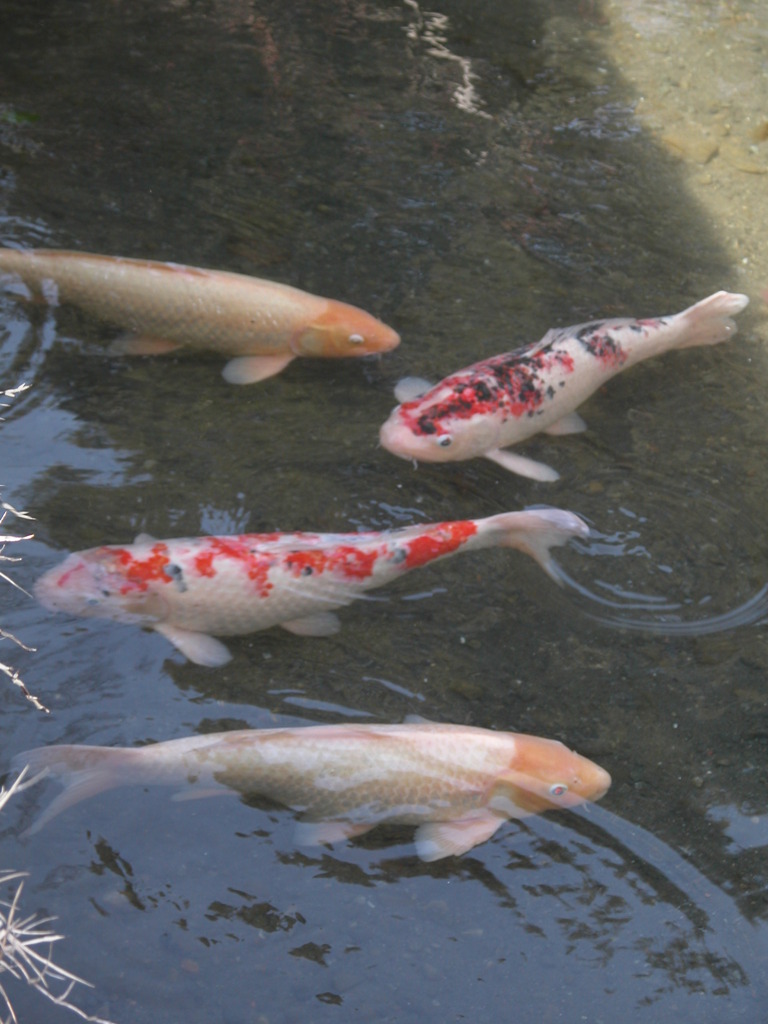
13 721 611 860
0 247 400 383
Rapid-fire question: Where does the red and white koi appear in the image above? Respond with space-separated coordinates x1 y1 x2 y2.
380 291 749 481
13 721 611 860
0 248 400 383
34 508 588 666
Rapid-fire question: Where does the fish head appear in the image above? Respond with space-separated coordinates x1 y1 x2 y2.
488 735 611 819
379 383 502 464
293 303 400 358
34 548 169 626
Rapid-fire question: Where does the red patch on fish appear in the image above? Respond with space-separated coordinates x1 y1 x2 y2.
399 521 478 568
192 536 280 597
399 347 577 438
111 543 171 593
284 544 385 581
55 560 91 589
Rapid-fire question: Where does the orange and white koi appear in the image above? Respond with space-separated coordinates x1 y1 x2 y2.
0 248 400 383
34 508 588 666
380 291 749 481
13 721 611 860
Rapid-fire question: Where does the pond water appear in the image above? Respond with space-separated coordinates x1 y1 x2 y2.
1 0 768 1021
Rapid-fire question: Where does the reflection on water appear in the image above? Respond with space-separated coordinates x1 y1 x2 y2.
15 783 763 1021
708 804 768 853
1 0 768 1020
550 494 768 634
403 0 492 121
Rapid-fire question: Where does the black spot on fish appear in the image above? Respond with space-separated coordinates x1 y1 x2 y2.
576 322 604 341
417 415 439 435
576 327 625 364
403 338 577 434
164 562 187 592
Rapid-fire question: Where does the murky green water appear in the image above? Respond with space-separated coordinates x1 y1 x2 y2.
1 1 767 1020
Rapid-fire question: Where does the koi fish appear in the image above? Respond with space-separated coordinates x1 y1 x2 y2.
34 508 588 667
12 721 611 860
0 247 400 383
379 291 749 481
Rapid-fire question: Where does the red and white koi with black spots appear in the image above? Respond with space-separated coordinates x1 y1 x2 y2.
33 508 588 666
380 291 749 481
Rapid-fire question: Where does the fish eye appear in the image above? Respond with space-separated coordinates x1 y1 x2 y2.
437 436 453 447
348 333 365 345
549 783 568 798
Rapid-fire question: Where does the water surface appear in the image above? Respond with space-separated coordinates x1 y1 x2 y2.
1 1 767 1021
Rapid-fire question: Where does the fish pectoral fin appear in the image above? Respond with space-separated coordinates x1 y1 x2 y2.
394 376 434 403
153 623 232 666
543 411 587 436
108 334 184 356
414 813 505 862
280 612 341 637
484 448 560 482
222 354 295 384
294 818 374 848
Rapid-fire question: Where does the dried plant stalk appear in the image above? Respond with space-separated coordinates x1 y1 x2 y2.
0 384 46 713
0 772 117 1023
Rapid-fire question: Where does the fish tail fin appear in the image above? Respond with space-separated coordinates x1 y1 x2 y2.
11 745 142 836
673 291 749 349
487 508 589 581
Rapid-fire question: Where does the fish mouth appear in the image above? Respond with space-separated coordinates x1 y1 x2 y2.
33 567 75 612
378 420 435 463
365 326 401 354
591 769 612 802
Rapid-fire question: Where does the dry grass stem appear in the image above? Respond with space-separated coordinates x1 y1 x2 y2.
1 388 115 1020
0 388 43 712
0 772 117 1024
0 661 47 715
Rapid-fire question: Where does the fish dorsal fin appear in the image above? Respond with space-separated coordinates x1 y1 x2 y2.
153 623 232 666
484 448 560 482
414 812 505 861
222 354 294 384
528 326 573 355
133 532 157 545
394 376 433 403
